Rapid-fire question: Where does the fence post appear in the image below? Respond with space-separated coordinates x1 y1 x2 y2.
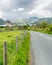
24 31 27 38
16 36 18 51
3 41 7 65
21 35 23 42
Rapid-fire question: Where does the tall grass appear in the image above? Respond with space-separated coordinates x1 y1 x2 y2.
0 31 30 65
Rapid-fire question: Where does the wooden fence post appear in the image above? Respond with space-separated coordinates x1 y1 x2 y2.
21 35 23 42
16 36 18 51
24 31 27 38
3 41 7 65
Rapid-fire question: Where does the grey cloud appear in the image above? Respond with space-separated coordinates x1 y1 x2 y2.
0 0 37 12
0 0 37 20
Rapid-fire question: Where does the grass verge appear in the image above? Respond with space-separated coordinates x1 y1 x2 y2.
8 32 30 65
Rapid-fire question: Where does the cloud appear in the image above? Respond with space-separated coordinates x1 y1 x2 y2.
13 8 24 12
44 1 52 13
0 11 3 18
27 0 52 18
13 9 17 12
35 0 52 9
0 0 52 20
28 9 52 18
17 8 24 12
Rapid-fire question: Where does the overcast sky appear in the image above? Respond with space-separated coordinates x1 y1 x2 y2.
0 0 52 20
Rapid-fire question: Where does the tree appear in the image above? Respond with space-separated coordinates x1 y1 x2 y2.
48 24 52 32
36 21 48 28
39 21 48 28
23 25 28 29
5 25 13 31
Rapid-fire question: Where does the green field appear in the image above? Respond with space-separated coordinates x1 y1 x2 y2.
0 30 30 65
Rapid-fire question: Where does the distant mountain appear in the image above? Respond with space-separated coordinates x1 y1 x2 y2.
6 20 12 23
33 18 52 24
27 17 39 23
0 19 14 26
14 17 39 24
0 17 52 26
0 18 7 25
15 17 52 24
6 20 14 25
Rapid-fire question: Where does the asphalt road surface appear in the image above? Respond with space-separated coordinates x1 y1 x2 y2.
30 31 52 65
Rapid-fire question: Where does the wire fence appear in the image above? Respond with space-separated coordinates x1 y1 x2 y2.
0 30 28 65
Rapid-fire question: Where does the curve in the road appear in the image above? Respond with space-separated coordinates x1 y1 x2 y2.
30 31 52 65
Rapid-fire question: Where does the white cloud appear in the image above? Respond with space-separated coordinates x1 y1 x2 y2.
0 11 3 18
35 0 52 9
17 8 24 12
28 9 52 18
27 0 52 18
13 8 25 12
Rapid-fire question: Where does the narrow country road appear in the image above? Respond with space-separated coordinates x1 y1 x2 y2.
30 31 52 65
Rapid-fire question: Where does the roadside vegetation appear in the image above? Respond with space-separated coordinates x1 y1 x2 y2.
32 22 52 34
0 21 52 35
0 28 30 65
10 32 30 65
4 21 51 34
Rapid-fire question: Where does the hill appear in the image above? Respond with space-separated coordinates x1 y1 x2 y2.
0 18 7 25
0 17 52 25
33 18 52 24
14 17 52 25
0 19 14 26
